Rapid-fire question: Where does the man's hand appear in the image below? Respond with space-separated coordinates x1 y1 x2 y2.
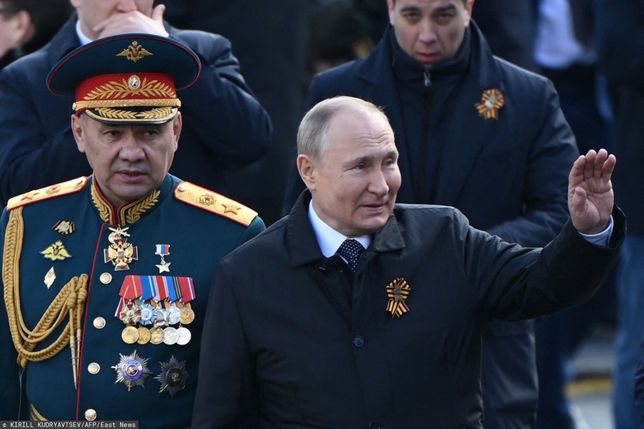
94 4 169 39
569 149 616 234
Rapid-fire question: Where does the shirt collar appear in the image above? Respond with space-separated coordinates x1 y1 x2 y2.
75 20 93 46
308 200 371 258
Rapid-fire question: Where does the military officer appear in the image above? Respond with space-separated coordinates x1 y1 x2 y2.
0 33 265 425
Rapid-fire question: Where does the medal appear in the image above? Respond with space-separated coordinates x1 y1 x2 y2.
176 326 191 346
44 267 56 289
40 241 72 261
104 227 138 271
163 327 179 345
180 306 195 325
137 327 151 345
155 356 188 397
155 244 171 273
139 303 157 326
53 220 76 235
111 350 151 391
121 325 139 344
119 302 142 325
150 327 164 344
385 278 412 318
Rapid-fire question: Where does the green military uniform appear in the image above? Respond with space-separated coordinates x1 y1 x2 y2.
0 174 264 423
0 33 266 426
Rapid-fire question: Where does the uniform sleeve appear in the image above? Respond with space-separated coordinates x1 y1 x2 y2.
174 31 272 168
0 68 90 206
0 208 25 419
487 80 578 247
191 260 258 429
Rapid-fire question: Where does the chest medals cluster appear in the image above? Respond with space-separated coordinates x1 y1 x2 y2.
41 221 193 395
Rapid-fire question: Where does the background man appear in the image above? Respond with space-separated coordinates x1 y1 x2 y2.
0 34 264 425
0 0 271 206
282 1 579 426
193 96 621 428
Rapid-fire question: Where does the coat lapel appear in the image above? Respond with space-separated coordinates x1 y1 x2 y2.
432 24 504 206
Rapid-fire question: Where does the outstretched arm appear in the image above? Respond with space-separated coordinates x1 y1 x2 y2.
568 149 616 234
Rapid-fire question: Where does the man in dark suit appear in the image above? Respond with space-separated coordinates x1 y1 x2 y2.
282 0 579 426
193 96 621 428
0 0 271 206
0 34 265 425
597 1 644 427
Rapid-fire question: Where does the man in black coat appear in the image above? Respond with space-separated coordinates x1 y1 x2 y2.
0 0 271 206
282 0 579 426
597 0 644 427
193 96 621 428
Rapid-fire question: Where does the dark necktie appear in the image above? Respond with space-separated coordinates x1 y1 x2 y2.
336 239 364 272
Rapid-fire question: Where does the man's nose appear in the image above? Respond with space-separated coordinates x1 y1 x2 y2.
418 20 437 44
118 134 145 161
368 169 390 196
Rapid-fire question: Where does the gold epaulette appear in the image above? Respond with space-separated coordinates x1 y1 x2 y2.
7 177 88 211
174 181 258 226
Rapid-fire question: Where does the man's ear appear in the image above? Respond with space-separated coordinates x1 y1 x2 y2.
297 154 317 191
172 112 182 152
70 114 86 153
387 0 396 25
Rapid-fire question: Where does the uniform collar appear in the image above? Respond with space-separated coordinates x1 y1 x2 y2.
90 175 171 227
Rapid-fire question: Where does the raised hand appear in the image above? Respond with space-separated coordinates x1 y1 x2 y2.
568 149 616 234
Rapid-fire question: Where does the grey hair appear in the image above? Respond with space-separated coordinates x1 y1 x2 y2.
297 96 389 160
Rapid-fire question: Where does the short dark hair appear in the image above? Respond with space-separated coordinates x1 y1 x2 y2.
0 0 72 51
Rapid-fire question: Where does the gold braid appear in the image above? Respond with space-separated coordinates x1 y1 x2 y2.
3 207 88 377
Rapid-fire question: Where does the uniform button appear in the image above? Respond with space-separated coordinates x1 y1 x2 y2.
87 362 101 374
93 317 106 329
177 184 186 192
84 409 97 421
99 272 112 285
352 335 365 348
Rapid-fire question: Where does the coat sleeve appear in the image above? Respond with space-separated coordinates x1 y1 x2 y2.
191 259 258 429
456 207 624 321
174 30 272 168
487 79 578 247
0 66 91 205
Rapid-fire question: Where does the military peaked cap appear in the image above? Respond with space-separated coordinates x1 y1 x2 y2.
47 33 201 124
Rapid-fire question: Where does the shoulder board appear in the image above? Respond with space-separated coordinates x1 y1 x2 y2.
7 177 88 211
173 181 258 227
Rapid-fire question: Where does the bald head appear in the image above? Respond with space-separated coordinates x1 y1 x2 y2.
297 96 392 162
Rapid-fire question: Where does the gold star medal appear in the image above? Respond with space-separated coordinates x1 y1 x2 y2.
111 350 151 391
40 241 72 261
154 244 171 273
475 89 504 120
385 278 411 318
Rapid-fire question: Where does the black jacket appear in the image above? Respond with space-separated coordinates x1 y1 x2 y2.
193 192 623 428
